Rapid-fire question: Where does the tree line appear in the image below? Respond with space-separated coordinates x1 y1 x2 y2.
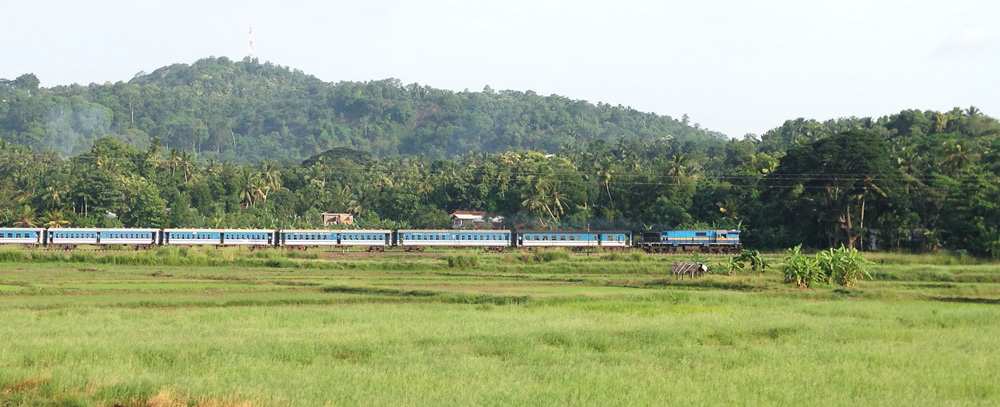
0 57 725 163
1 103 998 256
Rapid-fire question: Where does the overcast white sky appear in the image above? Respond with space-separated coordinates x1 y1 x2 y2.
3 0 998 137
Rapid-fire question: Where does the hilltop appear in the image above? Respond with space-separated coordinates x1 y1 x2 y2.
0 57 726 162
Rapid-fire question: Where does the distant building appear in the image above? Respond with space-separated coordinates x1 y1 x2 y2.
450 211 504 229
451 211 485 229
321 212 354 226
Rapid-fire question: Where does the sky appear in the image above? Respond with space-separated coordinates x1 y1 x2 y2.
2 0 998 138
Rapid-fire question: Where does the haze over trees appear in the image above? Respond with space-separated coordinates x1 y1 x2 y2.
1 58 999 256
0 57 725 162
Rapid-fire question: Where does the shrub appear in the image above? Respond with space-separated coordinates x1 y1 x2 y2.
780 245 822 288
533 250 569 263
727 249 770 275
816 246 872 287
0 251 27 262
445 255 479 268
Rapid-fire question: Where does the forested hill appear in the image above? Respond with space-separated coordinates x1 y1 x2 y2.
0 56 726 162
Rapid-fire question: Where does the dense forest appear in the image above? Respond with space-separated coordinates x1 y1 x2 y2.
0 57 725 162
2 58 999 256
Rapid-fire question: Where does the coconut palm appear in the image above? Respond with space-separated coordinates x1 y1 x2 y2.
941 140 973 176
11 205 37 227
41 184 67 211
41 210 71 228
668 153 689 186
260 160 282 193
595 158 615 202
178 150 197 183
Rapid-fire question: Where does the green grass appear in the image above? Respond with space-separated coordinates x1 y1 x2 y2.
1 251 999 406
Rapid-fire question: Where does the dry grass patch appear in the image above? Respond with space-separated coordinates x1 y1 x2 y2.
2 375 51 395
112 389 253 407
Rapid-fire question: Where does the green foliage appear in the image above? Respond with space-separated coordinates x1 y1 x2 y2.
445 255 480 268
816 246 873 287
2 60 1000 258
780 245 873 288
780 245 822 288
727 249 769 275
2 255 1000 405
1 57 725 161
517 249 571 263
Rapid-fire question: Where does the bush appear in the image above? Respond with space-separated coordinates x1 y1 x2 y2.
780 245 822 288
532 250 569 263
727 249 770 275
817 246 872 287
782 245 873 288
0 251 27 262
445 255 479 268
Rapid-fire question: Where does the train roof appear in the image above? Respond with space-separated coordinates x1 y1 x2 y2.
651 229 740 233
0 227 45 231
280 229 391 233
518 230 631 234
397 229 511 233
46 228 161 232
162 229 274 233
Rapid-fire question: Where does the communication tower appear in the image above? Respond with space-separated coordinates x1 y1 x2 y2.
248 26 254 59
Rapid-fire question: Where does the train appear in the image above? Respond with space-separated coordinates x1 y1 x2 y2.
0 227 741 253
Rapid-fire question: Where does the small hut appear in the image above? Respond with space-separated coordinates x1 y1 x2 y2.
670 262 708 279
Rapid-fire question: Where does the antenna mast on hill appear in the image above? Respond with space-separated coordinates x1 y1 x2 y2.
248 26 254 59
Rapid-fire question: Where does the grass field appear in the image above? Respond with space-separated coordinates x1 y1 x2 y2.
1 248 999 406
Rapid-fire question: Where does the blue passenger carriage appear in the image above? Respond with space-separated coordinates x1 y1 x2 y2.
279 229 391 251
220 230 274 247
517 230 631 249
337 230 392 251
641 229 741 253
0 228 44 245
397 229 511 252
96 228 160 247
162 229 223 246
46 228 101 246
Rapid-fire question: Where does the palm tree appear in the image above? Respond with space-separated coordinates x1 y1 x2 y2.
167 148 182 179
235 167 260 208
346 190 372 217
941 140 973 176
595 158 615 202
668 153 689 186
718 198 741 222
178 150 197 183
416 177 434 197
146 137 164 172
547 185 568 220
11 205 37 227
41 184 67 211
204 159 222 178
260 160 282 193
252 180 270 204
41 210 71 228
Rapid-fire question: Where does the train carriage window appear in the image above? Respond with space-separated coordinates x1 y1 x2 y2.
560 235 566 241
